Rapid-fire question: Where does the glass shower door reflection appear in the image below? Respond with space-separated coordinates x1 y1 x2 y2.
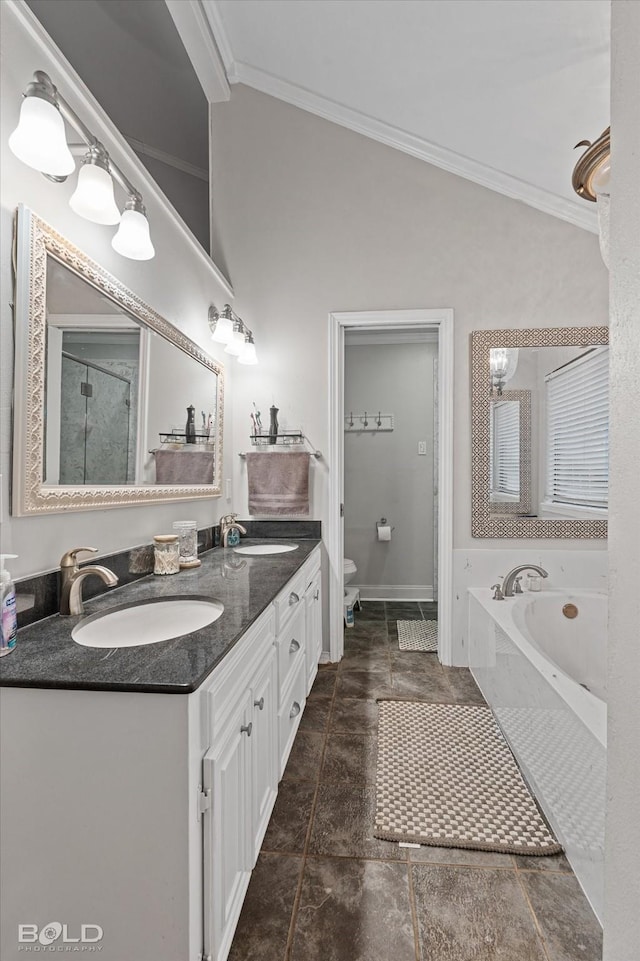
59 353 132 485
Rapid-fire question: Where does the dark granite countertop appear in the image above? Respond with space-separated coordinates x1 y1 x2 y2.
0 540 320 695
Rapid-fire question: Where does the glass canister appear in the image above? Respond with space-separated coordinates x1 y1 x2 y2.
153 534 180 575
172 520 200 568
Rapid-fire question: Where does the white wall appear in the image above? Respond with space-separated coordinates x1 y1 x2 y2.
344 340 436 599
210 84 608 658
603 1 640 956
0 2 233 579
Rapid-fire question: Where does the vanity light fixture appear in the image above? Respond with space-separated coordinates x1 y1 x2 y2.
208 304 258 366
490 347 519 396
572 127 611 269
9 70 154 260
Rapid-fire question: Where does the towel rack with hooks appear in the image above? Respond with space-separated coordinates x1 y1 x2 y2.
345 412 394 432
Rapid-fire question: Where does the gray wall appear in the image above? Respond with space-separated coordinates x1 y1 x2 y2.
344 340 436 599
210 83 608 554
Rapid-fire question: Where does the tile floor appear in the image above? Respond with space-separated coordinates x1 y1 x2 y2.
228 601 603 961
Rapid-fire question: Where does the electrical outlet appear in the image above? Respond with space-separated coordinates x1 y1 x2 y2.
225 479 232 501
418 441 427 456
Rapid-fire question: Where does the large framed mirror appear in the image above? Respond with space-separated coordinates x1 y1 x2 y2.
12 206 224 515
471 326 608 538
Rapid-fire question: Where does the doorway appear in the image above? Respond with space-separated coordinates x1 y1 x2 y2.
328 309 454 665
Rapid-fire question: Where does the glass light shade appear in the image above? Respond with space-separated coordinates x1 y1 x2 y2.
591 158 610 196
225 327 245 356
112 208 155 260
9 96 75 176
210 313 233 344
69 163 121 225
238 339 258 365
490 348 519 382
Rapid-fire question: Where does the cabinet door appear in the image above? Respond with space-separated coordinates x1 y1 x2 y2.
203 693 252 961
249 648 278 865
304 569 322 692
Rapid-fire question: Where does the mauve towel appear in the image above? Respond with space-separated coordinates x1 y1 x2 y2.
154 450 214 485
246 452 310 516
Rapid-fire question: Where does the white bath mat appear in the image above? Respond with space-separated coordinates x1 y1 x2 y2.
374 701 562 855
397 620 438 652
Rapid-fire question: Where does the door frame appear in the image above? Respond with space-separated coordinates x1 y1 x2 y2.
327 308 454 664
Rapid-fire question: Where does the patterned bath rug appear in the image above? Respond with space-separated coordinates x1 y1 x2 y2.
374 701 562 856
397 619 438 652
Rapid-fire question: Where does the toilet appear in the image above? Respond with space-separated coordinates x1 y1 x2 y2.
343 558 357 590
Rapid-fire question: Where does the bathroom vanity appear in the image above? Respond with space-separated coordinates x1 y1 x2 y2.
0 541 322 961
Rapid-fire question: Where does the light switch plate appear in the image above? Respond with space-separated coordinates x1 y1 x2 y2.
418 441 427 456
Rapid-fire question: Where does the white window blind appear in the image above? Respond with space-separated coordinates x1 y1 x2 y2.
490 400 520 496
545 347 609 509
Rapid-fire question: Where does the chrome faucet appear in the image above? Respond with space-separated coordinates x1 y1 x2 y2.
501 565 548 598
219 513 247 547
59 547 119 616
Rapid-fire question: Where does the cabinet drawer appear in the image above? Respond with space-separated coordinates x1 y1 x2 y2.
275 604 306 705
273 570 306 633
277 655 307 779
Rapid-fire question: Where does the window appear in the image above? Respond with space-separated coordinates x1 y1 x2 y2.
490 400 520 499
544 347 609 511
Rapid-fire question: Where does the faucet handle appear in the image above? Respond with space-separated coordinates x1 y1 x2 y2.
513 576 523 594
60 547 98 568
491 583 505 601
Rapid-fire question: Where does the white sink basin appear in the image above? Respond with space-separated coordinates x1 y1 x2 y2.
72 597 224 649
233 544 299 556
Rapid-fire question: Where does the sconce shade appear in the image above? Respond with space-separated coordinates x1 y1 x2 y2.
211 312 234 344
225 325 245 356
69 162 121 225
490 347 519 394
112 208 155 260
238 337 258 365
9 96 75 176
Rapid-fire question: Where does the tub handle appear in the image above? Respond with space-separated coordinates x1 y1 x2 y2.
491 583 505 601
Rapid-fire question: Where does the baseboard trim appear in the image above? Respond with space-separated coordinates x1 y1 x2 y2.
355 584 434 602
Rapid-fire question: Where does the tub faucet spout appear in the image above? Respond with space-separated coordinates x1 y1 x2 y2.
501 565 548 598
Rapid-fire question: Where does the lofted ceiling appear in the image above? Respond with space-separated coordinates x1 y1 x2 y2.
201 0 610 232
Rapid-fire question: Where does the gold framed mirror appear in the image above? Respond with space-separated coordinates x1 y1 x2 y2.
471 326 608 539
12 206 224 515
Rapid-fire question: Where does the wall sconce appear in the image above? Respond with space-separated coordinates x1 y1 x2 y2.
209 305 258 366
8 70 154 260
490 348 518 396
572 127 610 269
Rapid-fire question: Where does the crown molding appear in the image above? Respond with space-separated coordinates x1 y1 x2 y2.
201 0 236 76
220 56 599 234
126 137 209 182
165 0 230 104
7 0 234 296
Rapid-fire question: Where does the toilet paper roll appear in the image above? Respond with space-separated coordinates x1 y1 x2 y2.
377 524 392 542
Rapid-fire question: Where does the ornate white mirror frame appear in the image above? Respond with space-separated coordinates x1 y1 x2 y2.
12 206 224 515
471 326 608 539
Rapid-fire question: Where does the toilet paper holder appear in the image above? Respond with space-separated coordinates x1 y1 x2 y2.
376 517 395 533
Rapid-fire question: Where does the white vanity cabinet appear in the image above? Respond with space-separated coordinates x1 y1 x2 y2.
202 607 278 961
304 564 322 691
0 547 322 961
